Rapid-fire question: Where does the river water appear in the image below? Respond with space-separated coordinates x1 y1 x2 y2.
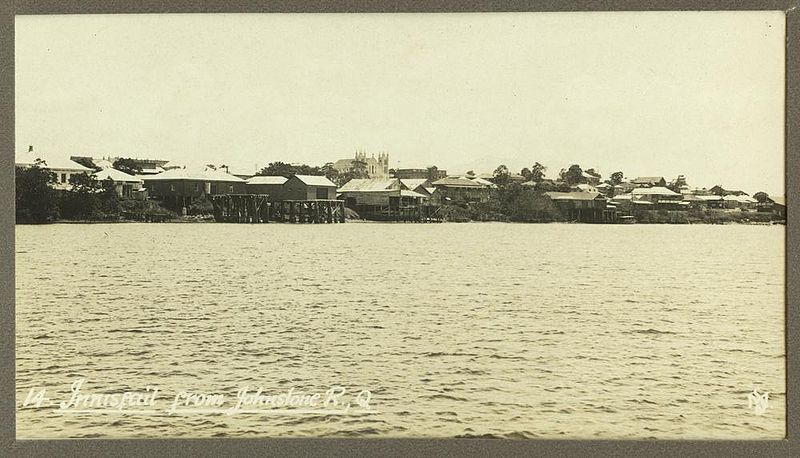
15 223 785 439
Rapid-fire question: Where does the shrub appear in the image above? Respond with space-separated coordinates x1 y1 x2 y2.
119 199 178 222
187 196 214 216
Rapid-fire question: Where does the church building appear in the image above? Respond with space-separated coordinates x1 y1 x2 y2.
332 150 390 178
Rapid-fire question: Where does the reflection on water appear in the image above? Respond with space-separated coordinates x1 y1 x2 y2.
16 223 785 439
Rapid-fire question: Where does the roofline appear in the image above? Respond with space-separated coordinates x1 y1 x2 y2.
140 176 244 183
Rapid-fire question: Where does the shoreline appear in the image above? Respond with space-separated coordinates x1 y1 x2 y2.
16 218 785 226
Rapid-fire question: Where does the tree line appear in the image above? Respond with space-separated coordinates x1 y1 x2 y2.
15 160 174 224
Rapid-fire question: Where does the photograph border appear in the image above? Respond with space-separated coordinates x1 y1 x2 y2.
1 1 797 456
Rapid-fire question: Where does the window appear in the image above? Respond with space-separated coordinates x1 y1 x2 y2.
195 183 200 192
61 173 67 183
228 185 234 192
170 184 176 192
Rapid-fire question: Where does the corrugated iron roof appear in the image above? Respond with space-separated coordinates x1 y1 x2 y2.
94 167 142 183
631 186 680 196
544 191 603 201
339 178 400 192
432 177 486 188
247 176 288 185
293 175 336 187
723 194 757 203
15 151 93 172
140 167 245 182
400 178 431 190
632 176 665 183
470 177 495 186
574 184 598 192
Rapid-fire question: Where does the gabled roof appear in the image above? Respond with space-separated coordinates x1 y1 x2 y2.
632 176 666 184
95 159 114 169
544 191 603 201
399 189 428 198
631 186 680 196
16 151 93 172
94 167 142 183
140 167 245 183
470 177 495 187
140 165 165 174
292 175 336 187
695 195 724 201
723 194 757 203
399 178 431 190
338 178 401 192
247 176 288 185
432 177 486 188
574 184 597 192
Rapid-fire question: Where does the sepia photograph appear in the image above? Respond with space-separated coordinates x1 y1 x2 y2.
10 9 789 445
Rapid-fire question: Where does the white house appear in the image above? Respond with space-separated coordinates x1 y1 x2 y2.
15 146 93 189
93 167 145 198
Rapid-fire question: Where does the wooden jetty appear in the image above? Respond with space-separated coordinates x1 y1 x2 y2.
210 195 345 223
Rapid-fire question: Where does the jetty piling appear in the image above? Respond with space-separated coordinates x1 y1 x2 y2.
210 195 345 223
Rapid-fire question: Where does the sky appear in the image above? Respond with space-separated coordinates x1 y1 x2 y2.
15 12 785 195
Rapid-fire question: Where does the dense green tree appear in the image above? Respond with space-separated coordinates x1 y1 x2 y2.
15 160 59 223
59 173 100 220
529 162 546 182
351 159 368 177
507 188 562 222
753 191 770 203
97 178 120 216
112 158 143 175
256 161 330 178
258 161 294 177
609 171 624 185
321 162 339 182
535 180 571 193
73 157 102 172
493 165 510 186
445 181 563 222
560 164 586 185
